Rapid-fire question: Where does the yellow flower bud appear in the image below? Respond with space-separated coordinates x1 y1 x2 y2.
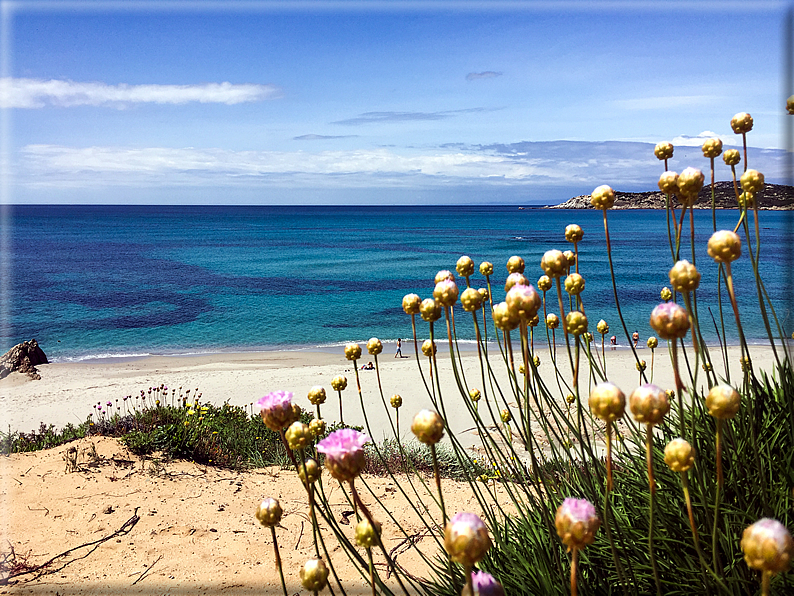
647 336 658 349
730 112 753 134
741 518 793 574
564 273 585 296
285 421 312 451
461 287 484 312
678 166 705 199
506 284 541 321
308 418 326 438
555 498 600 550
650 302 690 340
469 388 481 402
658 171 679 195
420 298 442 322
435 269 455 283
300 558 329 592
702 138 723 159
411 409 445 445
565 311 588 336
566 393 576 404
255 497 283 527
355 518 382 549
654 142 674 161
546 313 560 329
533 355 541 367
529 314 540 327
660 286 673 301
345 343 362 361
565 224 583 243
788 95 794 115
421 339 437 357
629 384 670 425
299 457 322 484
308 386 327 405
636 360 647 372
518 363 525 375
506 255 525 274
740 169 764 194
444 513 491 566
504 272 529 293
707 230 741 263
597 319 609 335
588 382 626 423
456 255 475 278
563 250 576 268
390 394 402 408
479 261 494 276
739 192 756 210
434 280 459 307
367 337 383 355
478 287 489 301
540 249 568 278
664 438 695 473
402 293 421 315
500 409 511 423
590 185 615 210
537 275 552 292
723 149 741 167
492 301 519 331
669 260 701 293
331 375 347 391
706 384 741 419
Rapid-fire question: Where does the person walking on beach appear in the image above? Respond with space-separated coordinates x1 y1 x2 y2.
610 336 617 350
632 331 639 349
395 338 403 358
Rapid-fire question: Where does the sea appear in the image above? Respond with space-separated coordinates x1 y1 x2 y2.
2 205 792 362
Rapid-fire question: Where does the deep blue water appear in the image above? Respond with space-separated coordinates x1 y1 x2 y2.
2 205 792 361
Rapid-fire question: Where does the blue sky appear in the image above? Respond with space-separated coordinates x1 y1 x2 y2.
1 1 791 204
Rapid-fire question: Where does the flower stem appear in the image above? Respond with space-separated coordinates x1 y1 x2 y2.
646 424 662 596
570 547 578 596
271 526 289 596
712 418 723 575
431 443 448 525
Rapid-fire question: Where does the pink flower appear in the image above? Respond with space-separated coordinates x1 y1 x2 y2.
472 571 505 596
444 512 491 566
257 390 296 431
555 497 601 549
316 429 370 482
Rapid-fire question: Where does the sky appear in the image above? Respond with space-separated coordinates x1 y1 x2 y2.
1 0 792 205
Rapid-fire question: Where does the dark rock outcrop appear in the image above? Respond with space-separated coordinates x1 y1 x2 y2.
549 181 794 210
0 339 49 380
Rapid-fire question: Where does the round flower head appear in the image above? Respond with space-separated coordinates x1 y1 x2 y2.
331 375 347 391
411 409 445 445
588 382 626 423
421 339 437 356
533 355 541 367
366 337 383 356
456 255 475 278
565 224 584 243
566 393 576 404
566 311 588 336
529 314 540 327
402 293 421 315
702 137 723 159
677 167 705 201
308 418 326 438
461 287 484 312
647 336 658 349
478 287 489 301
658 171 679 194
434 279 459 307
723 149 741 167
390 394 402 408
506 255 525 274
739 192 756 210
537 275 552 292
708 230 741 263
555 498 601 550
546 313 560 329
740 169 765 194
788 95 794 115
590 185 615 210
255 497 283 527
506 284 541 321
629 384 670 425
435 269 455 284
492 302 519 331
257 390 296 432
741 518 793 574
660 287 673 302
479 261 494 276
345 343 362 361
469 388 481 402
316 428 371 482
420 298 442 322
636 360 647 372
299 457 321 484
664 438 695 473
444 512 492 566
563 250 576 268
500 408 512 423
540 249 568 278
308 386 327 405
564 273 585 296
471 571 505 596
650 302 690 340
669 260 701 293
706 384 741 419
355 518 382 549
300 558 329 592
597 319 609 335
731 112 753 134
518 364 526 375
654 142 674 160
504 272 529 293
285 421 312 451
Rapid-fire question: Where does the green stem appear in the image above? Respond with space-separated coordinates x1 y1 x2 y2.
431 443 448 525
271 526 289 596
646 424 662 596
571 547 578 596
712 418 722 575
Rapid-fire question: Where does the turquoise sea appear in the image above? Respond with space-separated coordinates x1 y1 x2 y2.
2 205 791 362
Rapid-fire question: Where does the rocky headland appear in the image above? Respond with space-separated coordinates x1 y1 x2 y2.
549 181 794 210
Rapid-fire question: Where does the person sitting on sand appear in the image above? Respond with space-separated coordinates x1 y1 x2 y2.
395 338 402 358
361 361 375 370
632 331 639 348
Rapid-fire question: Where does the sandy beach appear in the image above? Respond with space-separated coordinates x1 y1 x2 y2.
0 340 786 594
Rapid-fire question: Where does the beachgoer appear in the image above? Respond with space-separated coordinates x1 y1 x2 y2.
632 331 639 348
610 335 617 350
361 361 375 370
395 338 402 358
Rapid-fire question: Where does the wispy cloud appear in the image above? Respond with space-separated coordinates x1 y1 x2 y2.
0 78 281 108
671 130 738 147
332 107 490 126
293 134 359 141
611 95 715 110
466 71 502 81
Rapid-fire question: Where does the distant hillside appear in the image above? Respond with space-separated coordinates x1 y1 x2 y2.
549 181 794 210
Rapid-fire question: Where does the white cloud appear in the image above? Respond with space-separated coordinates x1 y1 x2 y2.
671 130 738 147
0 78 281 108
